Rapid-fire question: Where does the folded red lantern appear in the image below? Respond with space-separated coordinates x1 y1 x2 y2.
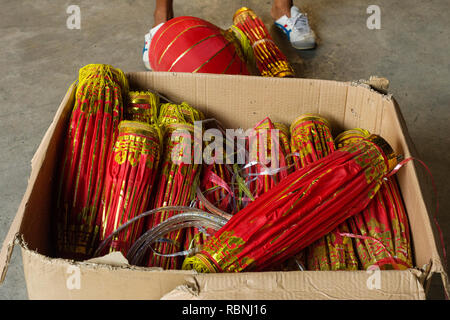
285 114 359 270
233 7 294 77
55 64 128 259
146 102 204 269
182 135 398 272
149 16 249 75
96 121 162 257
335 129 413 270
239 118 293 210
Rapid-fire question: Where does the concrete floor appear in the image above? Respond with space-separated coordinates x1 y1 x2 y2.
0 0 448 299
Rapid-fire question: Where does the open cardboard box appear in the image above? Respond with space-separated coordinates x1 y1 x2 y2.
0 72 448 299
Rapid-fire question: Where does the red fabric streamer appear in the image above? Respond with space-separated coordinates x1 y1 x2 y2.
182 135 398 272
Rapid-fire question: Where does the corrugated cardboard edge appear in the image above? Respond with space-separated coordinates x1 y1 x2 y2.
161 270 426 300
0 84 76 284
18 235 427 300
349 78 449 296
388 95 449 297
19 238 196 300
351 76 390 94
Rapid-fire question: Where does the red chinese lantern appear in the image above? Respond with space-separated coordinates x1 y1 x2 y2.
182 135 399 272
149 16 249 75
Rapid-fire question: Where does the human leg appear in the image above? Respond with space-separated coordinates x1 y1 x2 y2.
272 0 316 49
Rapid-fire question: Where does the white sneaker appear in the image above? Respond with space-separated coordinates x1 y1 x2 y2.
142 22 164 70
275 6 316 50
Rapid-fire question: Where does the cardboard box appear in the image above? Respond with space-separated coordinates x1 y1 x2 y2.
0 72 448 299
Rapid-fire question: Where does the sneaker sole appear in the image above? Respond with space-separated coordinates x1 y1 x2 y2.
291 43 316 50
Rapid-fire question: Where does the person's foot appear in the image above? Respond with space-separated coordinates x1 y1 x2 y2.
142 23 164 70
274 6 316 50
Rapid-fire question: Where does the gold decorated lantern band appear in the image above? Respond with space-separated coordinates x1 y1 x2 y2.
290 114 336 170
97 121 162 257
125 91 159 124
182 135 398 273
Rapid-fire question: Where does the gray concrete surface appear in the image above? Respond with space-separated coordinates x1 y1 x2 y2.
0 0 448 299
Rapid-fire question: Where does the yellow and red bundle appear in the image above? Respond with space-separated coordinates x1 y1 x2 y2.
55 64 128 259
285 114 357 270
287 115 358 270
233 7 294 77
125 91 159 124
306 221 360 271
336 129 413 270
307 128 413 270
96 121 162 257
146 102 204 269
290 114 335 169
197 118 293 219
197 160 235 217
239 118 293 209
183 134 398 272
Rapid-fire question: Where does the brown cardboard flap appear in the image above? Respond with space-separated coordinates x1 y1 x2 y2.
86 252 129 267
352 76 390 94
389 97 448 294
21 247 195 300
161 270 426 300
0 224 17 283
20 244 425 300
0 84 76 284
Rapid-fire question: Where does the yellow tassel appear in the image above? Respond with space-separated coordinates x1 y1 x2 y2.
182 254 217 273
228 25 255 69
126 91 160 124
78 64 129 97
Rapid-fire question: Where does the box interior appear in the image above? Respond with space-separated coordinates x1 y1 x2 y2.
8 72 446 298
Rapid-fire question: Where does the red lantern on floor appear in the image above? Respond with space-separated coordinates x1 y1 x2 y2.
149 16 249 75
